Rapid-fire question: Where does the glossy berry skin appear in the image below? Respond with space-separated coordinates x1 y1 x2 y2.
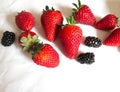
59 25 82 59
95 14 117 30
104 28 120 46
77 52 95 64
41 10 63 42
32 44 60 68
15 11 35 31
84 36 102 48
74 5 96 26
1 31 15 46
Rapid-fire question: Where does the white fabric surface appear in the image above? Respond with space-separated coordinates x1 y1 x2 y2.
0 0 120 92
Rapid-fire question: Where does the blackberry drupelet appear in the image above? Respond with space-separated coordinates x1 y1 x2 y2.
1 31 15 46
77 52 95 64
84 36 102 48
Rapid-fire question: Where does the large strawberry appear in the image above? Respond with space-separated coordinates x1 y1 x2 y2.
15 11 35 31
72 0 96 26
59 16 82 59
19 31 39 51
95 14 119 30
41 6 63 42
32 44 60 68
104 28 120 46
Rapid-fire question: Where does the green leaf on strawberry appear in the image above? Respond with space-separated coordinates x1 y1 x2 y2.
66 16 77 25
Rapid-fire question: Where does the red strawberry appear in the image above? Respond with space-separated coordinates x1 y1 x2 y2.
72 0 96 26
19 31 39 51
95 14 118 30
19 31 59 68
104 28 120 46
15 11 35 31
59 16 82 59
32 44 60 68
41 6 63 42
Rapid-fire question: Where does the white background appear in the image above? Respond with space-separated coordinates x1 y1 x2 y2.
0 0 120 92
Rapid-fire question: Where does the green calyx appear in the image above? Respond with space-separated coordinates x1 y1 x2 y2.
43 5 55 12
66 16 77 25
31 42 44 57
20 33 39 52
72 0 82 12
20 33 44 57
59 16 77 27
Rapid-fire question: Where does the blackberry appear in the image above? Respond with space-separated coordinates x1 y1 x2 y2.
1 31 15 46
77 52 95 64
84 36 102 48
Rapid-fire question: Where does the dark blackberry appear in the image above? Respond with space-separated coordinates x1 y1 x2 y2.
1 31 15 46
77 52 95 64
84 36 102 48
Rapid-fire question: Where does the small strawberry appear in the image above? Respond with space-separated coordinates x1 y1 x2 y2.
19 31 39 51
95 14 119 30
72 0 96 26
32 44 60 68
15 11 35 31
59 16 82 59
104 28 120 46
41 6 63 42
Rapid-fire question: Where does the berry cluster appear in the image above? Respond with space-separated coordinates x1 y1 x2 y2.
76 36 102 65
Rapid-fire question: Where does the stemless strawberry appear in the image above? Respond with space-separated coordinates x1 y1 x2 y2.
15 11 35 31
95 14 118 31
104 28 120 46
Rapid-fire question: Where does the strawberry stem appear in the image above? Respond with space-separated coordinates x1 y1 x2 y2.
78 0 82 8
43 5 55 12
72 0 82 12
58 16 77 27
45 6 49 10
66 16 77 25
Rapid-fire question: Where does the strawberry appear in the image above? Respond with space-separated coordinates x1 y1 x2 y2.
95 14 118 30
41 6 63 42
15 11 35 31
18 31 59 68
32 44 59 68
72 0 96 26
59 16 82 59
19 31 39 51
104 28 120 46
